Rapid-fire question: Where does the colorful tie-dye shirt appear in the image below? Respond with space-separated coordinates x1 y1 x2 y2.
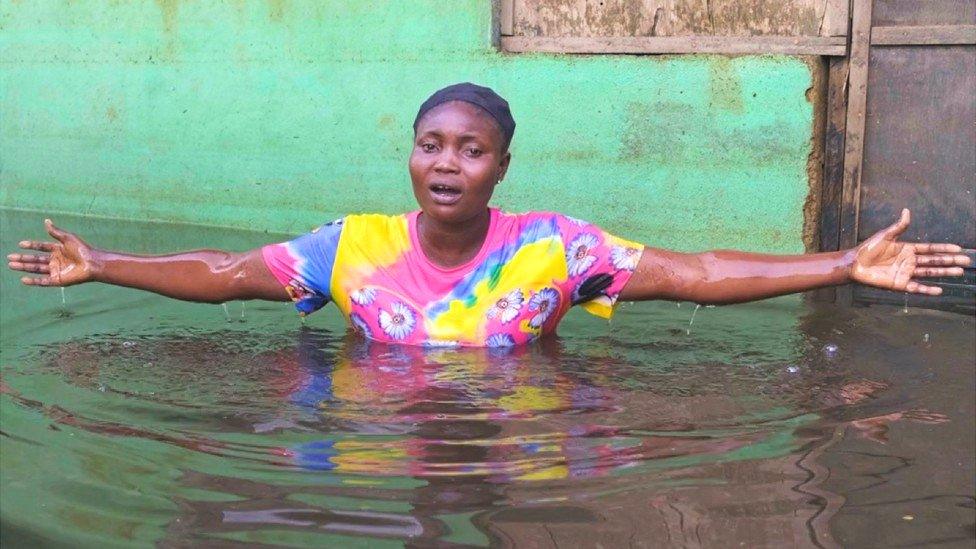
261 208 644 347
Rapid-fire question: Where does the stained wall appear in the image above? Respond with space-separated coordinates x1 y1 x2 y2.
0 0 819 252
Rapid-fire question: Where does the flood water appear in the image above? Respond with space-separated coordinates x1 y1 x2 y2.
1 209 973 548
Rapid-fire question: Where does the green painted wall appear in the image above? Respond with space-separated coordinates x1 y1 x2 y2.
0 0 815 252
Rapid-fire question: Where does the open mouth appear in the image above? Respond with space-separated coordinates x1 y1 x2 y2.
429 183 463 205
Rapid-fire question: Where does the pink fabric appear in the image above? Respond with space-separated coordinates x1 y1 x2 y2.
262 209 644 347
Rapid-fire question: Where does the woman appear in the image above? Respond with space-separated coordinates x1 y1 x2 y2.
6 83 971 347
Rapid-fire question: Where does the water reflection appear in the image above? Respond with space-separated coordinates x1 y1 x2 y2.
171 331 904 545
147 331 769 545
2 306 971 547
260 332 770 482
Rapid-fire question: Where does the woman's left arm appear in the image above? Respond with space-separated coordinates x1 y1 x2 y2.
618 209 971 304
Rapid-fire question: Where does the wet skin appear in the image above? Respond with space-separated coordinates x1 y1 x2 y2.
618 208 969 303
410 101 510 268
5 103 972 326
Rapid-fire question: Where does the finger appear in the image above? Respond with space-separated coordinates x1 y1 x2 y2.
45 219 70 244
20 276 55 287
883 208 911 240
913 243 964 254
8 261 51 274
916 254 971 266
903 410 948 423
17 240 56 252
913 267 964 277
905 281 942 295
6 253 50 263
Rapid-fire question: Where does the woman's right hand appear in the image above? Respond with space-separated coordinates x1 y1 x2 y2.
6 219 98 287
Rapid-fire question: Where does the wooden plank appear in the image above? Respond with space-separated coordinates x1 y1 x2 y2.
688 0 827 36
853 45 974 313
821 56 850 253
500 35 848 55
512 0 829 38
512 0 681 37
813 57 851 302
821 0 851 36
836 0 873 305
855 286 975 314
873 0 976 27
856 46 976 245
871 24 976 45
500 0 515 36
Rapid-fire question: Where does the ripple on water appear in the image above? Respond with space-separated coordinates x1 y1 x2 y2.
2 292 972 546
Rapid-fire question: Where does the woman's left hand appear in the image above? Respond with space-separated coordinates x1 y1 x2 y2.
851 209 971 295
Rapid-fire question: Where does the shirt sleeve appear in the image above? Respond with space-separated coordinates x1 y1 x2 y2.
261 218 344 315
554 214 645 319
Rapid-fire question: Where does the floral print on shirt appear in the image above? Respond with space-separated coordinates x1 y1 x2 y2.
261 209 644 347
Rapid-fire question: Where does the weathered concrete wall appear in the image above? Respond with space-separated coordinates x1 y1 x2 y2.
0 0 816 252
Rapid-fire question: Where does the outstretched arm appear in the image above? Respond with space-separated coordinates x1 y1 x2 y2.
6 219 290 304
619 209 970 304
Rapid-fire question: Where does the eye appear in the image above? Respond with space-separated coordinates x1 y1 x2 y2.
420 143 437 153
465 147 483 158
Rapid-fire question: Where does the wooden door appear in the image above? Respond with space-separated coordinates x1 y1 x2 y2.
821 0 976 313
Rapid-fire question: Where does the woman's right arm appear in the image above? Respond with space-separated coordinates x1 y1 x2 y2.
6 219 290 303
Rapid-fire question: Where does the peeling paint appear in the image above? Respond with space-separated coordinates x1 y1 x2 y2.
802 55 827 253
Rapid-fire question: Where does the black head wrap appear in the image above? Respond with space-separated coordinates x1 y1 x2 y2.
413 82 516 148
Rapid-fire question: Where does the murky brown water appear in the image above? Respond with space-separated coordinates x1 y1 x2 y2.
2 209 973 548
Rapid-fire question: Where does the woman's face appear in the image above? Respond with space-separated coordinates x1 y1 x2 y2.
409 101 510 226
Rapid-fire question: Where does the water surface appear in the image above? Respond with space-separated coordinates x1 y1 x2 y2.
1 209 973 547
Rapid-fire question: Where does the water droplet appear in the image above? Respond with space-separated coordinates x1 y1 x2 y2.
923 333 929 343
903 295 909 313
122 341 136 348
97 385 107 392
239 301 246 322
786 365 800 374
60 287 67 305
686 304 701 335
823 343 839 358
221 303 231 322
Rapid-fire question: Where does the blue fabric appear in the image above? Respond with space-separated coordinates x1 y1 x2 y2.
278 218 344 314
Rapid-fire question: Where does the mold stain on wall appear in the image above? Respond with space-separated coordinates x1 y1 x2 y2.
707 57 744 113
153 0 179 34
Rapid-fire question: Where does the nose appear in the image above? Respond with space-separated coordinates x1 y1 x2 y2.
433 149 460 174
